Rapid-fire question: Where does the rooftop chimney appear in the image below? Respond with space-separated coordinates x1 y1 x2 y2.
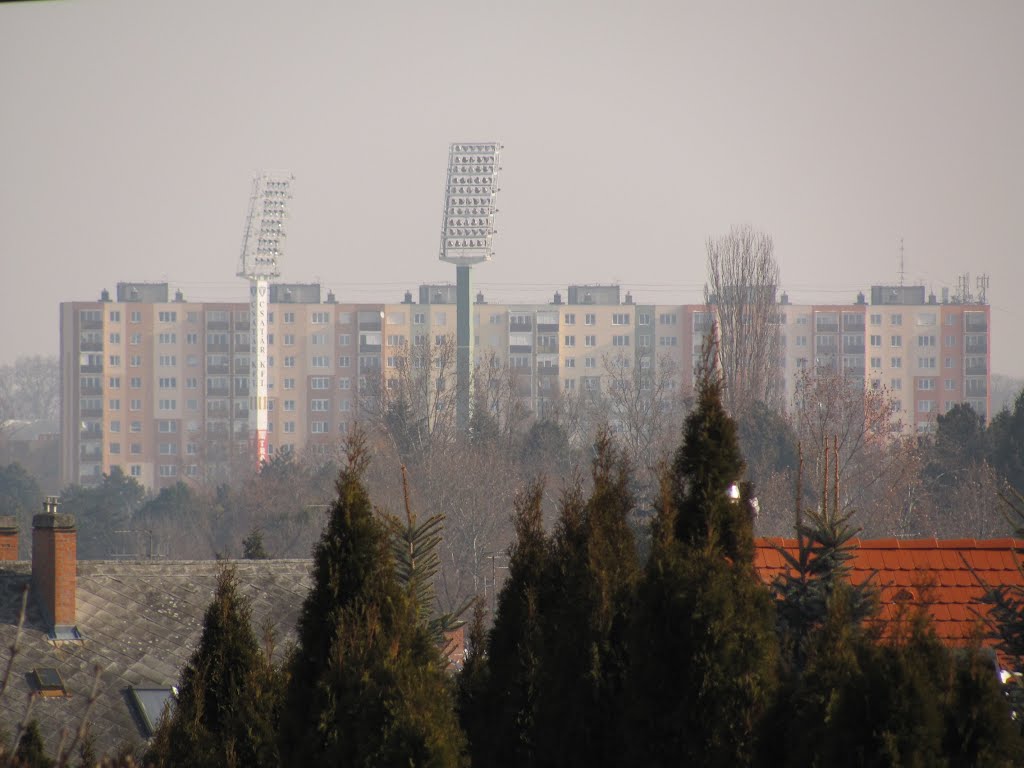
552 291 562 305
174 289 184 302
403 290 414 304
625 291 634 305
326 291 337 304
0 516 18 561
32 497 77 635
100 289 110 302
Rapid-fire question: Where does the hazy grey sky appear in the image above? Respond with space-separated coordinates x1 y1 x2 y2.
2 1 1021 374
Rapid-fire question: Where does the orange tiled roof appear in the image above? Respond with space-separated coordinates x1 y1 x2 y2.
754 537 1024 652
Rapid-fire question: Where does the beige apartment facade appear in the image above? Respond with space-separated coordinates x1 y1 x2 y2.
60 281 990 490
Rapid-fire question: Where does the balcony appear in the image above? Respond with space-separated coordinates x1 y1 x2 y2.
80 429 103 440
965 314 988 332
966 341 988 354
79 341 103 352
843 343 865 354
80 407 103 418
79 364 103 374
207 364 230 375
815 323 839 333
537 365 559 376
966 363 986 376
205 320 230 331
206 386 230 397
80 319 103 330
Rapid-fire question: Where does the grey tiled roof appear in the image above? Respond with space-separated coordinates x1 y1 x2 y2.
0 559 312 757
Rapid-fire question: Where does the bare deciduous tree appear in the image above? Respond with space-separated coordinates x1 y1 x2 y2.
0 356 60 422
791 366 920 535
705 226 782 416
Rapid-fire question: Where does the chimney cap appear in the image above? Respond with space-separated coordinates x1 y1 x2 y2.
33 513 75 530
0 515 17 533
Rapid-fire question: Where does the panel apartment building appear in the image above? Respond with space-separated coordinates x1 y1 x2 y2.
60 280 989 490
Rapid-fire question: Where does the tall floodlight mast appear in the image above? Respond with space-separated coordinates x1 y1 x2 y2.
238 171 293 469
438 142 501 430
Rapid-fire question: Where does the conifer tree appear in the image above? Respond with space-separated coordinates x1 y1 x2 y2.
279 431 465 766
628 336 777 767
533 431 639 767
147 564 280 768
14 721 52 768
456 600 492 767
477 480 548 768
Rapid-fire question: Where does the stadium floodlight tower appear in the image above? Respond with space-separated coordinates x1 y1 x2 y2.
439 142 502 430
238 171 293 469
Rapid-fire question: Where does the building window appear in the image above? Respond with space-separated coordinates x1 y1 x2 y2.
283 312 295 324
312 356 329 368
130 377 141 388
564 313 576 325
283 334 295 346
109 332 121 344
311 421 328 434
585 313 596 326
109 376 121 388
283 400 296 412
130 355 142 367
585 357 596 369
917 378 935 391
870 335 881 347
434 312 447 325
284 421 295 433
917 335 936 347
130 443 142 455
891 357 902 369
311 399 329 412
158 420 177 433
159 443 177 455
311 311 329 324
612 335 630 347
870 357 881 368
945 379 956 391
338 356 351 368
638 313 651 326
158 377 177 389
130 402 141 414
311 377 330 390
659 336 678 347
110 420 121 432
918 400 935 413
109 442 120 455
585 335 596 347
158 311 177 323
283 378 295 390
612 313 630 325
564 358 575 368
130 465 142 477
159 465 178 477
109 310 121 322
639 335 652 348
564 335 576 347
283 356 296 368
891 379 902 390
413 312 426 325
890 335 901 347
159 399 176 410
339 377 351 390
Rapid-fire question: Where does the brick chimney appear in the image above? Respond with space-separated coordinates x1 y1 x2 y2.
32 497 76 631
0 516 18 561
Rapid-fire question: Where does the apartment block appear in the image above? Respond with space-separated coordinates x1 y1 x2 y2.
60 279 990 490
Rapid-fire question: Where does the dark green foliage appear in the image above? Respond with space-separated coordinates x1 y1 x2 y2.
990 390 1024 492
15 721 53 768
387 467 471 646
280 431 465 767
456 600 491 767
772 506 878 670
519 419 573 476
60 467 145 559
671 353 755 563
737 400 798 487
532 431 639 768
147 565 280 768
242 528 269 559
628 342 778 767
476 480 548 768
0 463 42 558
469 392 500 447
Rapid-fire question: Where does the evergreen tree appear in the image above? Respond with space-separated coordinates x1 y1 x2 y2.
533 431 639 767
242 528 269 559
279 431 465 766
15 721 53 768
456 600 491 767
147 564 280 768
628 339 777 767
476 480 548 768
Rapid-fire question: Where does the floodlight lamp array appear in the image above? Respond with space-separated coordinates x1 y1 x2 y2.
240 173 292 278
440 143 501 264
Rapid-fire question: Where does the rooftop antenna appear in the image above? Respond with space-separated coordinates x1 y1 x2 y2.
898 237 905 287
976 274 989 304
